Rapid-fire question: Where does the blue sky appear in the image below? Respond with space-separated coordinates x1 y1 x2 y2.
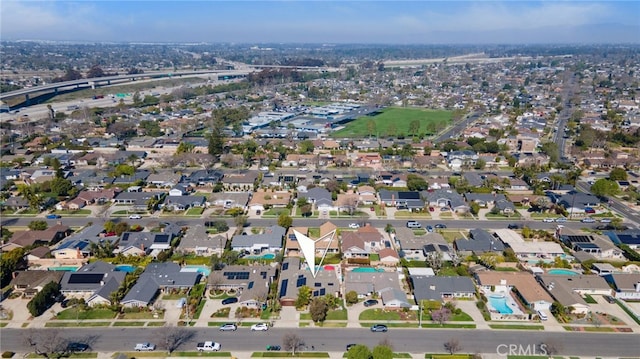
1 1 638 44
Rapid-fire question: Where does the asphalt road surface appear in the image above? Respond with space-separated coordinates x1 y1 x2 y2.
0 217 588 232
1 327 638 356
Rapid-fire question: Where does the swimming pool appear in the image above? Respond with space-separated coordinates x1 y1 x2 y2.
488 295 513 314
352 267 385 273
115 265 136 273
48 266 79 271
181 265 211 276
548 269 579 276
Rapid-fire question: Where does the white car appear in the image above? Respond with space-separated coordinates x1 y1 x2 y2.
251 323 269 331
135 343 156 351
348 223 360 229
581 217 596 223
129 214 141 219
542 218 555 223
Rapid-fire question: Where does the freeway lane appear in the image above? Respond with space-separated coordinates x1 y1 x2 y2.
1 327 638 356
1 217 586 232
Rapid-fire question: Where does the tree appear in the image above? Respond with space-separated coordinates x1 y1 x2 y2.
431 307 451 325
408 120 420 138
50 178 75 197
367 119 377 138
27 281 60 317
0 247 26 288
479 252 504 269
233 215 248 230
298 140 314 154
474 158 486 170
347 344 372 359
295 285 312 309
469 202 480 215
207 116 225 157
24 329 70 358
278 213 293 229
345 290 359 305
114 222 129 236
406 174 428 191
540 142 560 163
372 345 393 359
282 333 305 355
609 168 628 181
309 297 329 323
444 338 462 355
132 91 142 106
28 220 48 231
160 325 194 354
590 179 620 197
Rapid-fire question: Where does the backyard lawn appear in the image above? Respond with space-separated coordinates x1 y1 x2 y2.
332 107 452 138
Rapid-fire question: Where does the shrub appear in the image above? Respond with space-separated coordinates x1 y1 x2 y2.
2 351 14 358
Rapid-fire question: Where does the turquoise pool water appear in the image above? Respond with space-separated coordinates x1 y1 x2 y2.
352 267 385 273
488 295 513 314
245 253 277 260
115 265 136 273
548 269 579 276
182 265 211 276
48 266 79 271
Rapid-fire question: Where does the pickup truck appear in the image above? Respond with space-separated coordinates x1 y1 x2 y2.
134 343 155 351
197 341 221 352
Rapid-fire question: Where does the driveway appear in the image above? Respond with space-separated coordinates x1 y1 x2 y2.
1 297 31 328
590 295 640 330
456 300 489 329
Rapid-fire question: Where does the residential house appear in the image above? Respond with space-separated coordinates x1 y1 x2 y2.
411 275 476 302
210 192 250 210
298 187 334 212
117 231 173 257
537 274 612 314
207 265 276 307
560 230 625 260
493 229 564 261
356 185 378 205
5 224 71 249
59 261 126 306
248 190 292 213
10 271 64 298
176 224 227 256
447 150 478 169
231 225 285 254
344 271 410 308
113 191 164 211
606 230 640 250
423 189 469 212
286 222 338 258
377 248 400 266
603 273 640 300
464 193 507 208
147 172 183 188
277 257 340 306
556 192 600 215
455 229 505 255
222 171 258 191
341 225 384 259
378 189 424 211
163 195 207 211
475 271 554 311
121 262 202 307
185 169 223 187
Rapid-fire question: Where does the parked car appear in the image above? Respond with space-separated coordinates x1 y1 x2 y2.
585 207 596 214
346 344 358 351
219 323 237 331
581 217 596 223
221 297 238 305
46 214 61 219
434 224 447 229
406 221 421 228
134 343 156 351
507 223 520 229
266 345 281 351
600 218 612 223
348 223 360 229
251 323 269 331
555 217 567 223
542 218 555 223
426 225 434 232
128 214 141 219
197 341 221 352
363 299 379 307
604 295 616 304
370 324 388 332
67 342 89 352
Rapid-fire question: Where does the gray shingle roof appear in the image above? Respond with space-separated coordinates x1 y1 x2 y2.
411 276 476 302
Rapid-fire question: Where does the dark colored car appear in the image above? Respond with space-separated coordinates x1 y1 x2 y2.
604 295 616 304
426 225 434 232
346 344 358 351
67 343 89 352
434 224 447 229
221 297 238 305
266 345 281 351
363 299 379 307
46 214 61 219
507 223 520 230
370 324 388 332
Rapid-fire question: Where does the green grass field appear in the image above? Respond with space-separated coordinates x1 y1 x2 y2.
332 107 452 138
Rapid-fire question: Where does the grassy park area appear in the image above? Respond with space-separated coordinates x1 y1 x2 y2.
332 107 452 138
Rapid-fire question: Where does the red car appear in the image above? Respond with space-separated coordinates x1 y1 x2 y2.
370 207 375 211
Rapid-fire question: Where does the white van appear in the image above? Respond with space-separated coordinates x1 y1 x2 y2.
537 310 548 321
406 221 422 228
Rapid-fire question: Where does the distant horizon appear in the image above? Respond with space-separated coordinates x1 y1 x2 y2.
1 1 639 44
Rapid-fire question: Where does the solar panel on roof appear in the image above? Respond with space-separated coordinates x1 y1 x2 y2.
296 277 306 288
68 273 104 284
575 242 599 249
248 281 254 289
565 235 593 243
313 290 319 297
320 288 326 296
279 279 288 298
282 262 289 271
